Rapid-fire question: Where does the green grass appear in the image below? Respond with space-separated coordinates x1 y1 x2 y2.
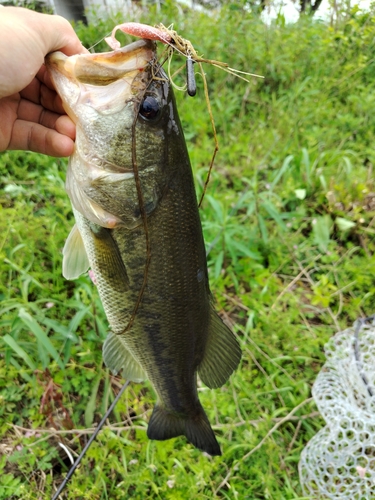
1 3 375 499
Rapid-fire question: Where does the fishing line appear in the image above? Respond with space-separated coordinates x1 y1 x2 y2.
151 29 220 206
103 22 262 207
122 65 158 334
153 24 265 205
125 111 152 332
158 40 218 207
53 52 156 499
87 31 112 52
167 51 187 92
156 23 264 81
197 64 218 208
52 379 130 500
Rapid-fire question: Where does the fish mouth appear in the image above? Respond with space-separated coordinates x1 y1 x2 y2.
46 39 156 119
46 39 160 229
46 39 155 86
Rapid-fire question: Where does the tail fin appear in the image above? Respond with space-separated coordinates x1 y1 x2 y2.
147 404 221 456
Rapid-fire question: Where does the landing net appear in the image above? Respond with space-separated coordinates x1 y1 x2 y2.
299 316 375 499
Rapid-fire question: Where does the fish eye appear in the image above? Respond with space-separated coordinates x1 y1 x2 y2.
139 96 160 120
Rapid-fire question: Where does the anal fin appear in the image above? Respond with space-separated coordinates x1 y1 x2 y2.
103 331 145 382
198 306 241 389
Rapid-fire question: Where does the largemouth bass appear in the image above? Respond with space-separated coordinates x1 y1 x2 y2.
46 36 241 456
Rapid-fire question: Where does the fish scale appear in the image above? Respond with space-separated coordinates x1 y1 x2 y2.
46 36 241 456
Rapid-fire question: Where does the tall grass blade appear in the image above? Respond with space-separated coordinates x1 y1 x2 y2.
9 357 32 382
271 155 294 189
261 200 286 231
257 213 268 243
68 307 91 334
2 334 37 371
18 308 65 369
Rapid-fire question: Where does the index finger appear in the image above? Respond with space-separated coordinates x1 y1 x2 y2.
37 65 55 91
42 14 89 57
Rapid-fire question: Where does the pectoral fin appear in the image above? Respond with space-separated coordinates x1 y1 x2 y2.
103 331 145 382
198 306 242 389
90 224 130 290
62 224 90 280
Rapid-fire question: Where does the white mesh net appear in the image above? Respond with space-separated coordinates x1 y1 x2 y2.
299 316 375 499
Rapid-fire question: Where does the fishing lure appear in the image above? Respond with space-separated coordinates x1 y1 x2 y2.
105 22 172 48
105 22 260 82
105 22 263 205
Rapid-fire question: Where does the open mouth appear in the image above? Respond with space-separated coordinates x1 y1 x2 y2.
45 39 156 119
46 39 155 85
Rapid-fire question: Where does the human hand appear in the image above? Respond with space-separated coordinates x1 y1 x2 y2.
0 7 88 157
